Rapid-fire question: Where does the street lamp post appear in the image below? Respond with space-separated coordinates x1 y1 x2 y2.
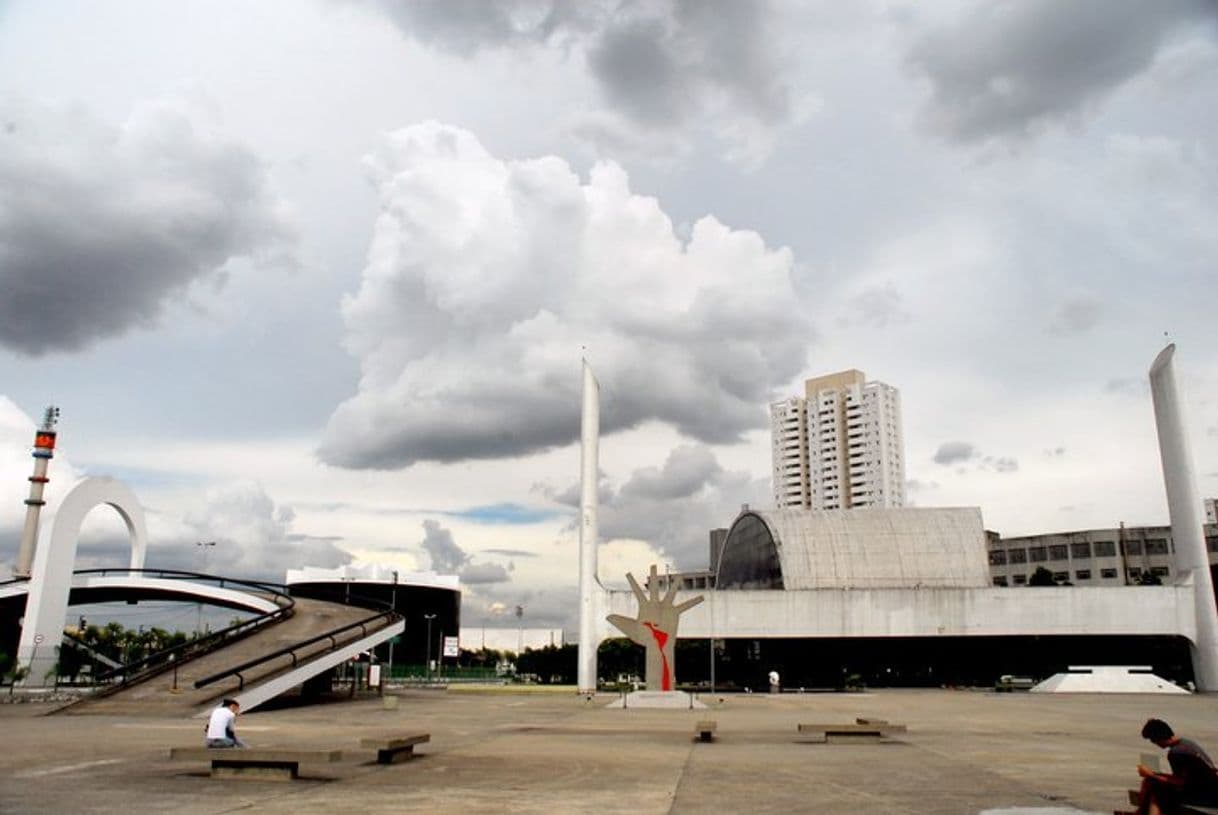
194 541 216 636
424 613 436 682
387 571 399 679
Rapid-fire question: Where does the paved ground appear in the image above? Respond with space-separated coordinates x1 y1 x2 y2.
0 686 1210 814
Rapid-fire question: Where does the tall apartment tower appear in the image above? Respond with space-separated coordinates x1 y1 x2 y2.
770 369 905 510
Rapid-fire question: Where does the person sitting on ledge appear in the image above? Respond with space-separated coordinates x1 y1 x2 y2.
205 699 247 748
1135 718 1218 815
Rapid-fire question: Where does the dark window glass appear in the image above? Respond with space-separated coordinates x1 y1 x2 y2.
1029 547 1047 562
1012 574 1027 585
1075 570 1091 580
1052 571 1068 582
1146 539 1169 555
1100 568 1118 578
992 576 1008 587
1049 545 1068 561
989 550 1007 565
1129 567 1142 578
1208 538 1218 553
1094 541 1117 557
1009 549 1027 564
1123 540 1142 556
717 514 784 589
1071 542 1091 558
1151 566 1170 576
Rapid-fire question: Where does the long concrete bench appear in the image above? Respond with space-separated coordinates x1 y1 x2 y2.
694 720 717 742
359 733 430 764
797 722 907 743
169 747 342 780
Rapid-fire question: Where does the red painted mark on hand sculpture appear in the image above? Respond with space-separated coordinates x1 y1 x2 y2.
642 622 672 691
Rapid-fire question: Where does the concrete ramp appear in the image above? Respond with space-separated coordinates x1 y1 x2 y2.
63 598 401 716
1031 665 1189 694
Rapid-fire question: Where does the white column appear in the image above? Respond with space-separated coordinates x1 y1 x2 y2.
1149 344 1218 691
577 359 600 694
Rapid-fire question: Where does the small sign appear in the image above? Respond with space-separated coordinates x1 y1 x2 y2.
33 634 44 645
368 665 381 686
442 636 459 658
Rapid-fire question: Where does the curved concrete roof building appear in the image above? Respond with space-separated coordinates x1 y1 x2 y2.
715 507 989 590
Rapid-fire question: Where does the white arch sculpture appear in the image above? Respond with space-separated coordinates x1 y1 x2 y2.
16 477 148 685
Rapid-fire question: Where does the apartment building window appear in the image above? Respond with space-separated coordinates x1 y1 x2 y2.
1094 541 1116 557
1052 571 1069 582
1146 539 1169 555
1208 538 1218 553
1151 566 1170 577
1100 568 1118 579
1075 569 1091 580
989 550 1007 565
1123 540 1142 556
1009 549 1027 564
1049 545 1068 561
1128 567 1142 579
1012 574 1027 585
1071 542 1091 558
1028 547 1047 562
992 576 1008 587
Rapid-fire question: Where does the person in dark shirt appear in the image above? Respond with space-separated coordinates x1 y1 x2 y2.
1136 718 1218 815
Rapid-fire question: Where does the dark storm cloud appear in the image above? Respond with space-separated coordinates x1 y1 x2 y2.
934 441 978 465
618 444 720 501
907 1 1215 142
368 1 792 141
0 99 291 355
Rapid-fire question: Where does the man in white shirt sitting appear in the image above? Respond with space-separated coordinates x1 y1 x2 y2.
205 699 247 748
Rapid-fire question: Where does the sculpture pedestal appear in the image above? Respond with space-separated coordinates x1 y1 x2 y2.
606 690 706 709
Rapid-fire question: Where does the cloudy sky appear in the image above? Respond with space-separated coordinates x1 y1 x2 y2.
1 1 1216 631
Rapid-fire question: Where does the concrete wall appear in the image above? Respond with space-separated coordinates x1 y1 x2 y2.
599 583 1197 642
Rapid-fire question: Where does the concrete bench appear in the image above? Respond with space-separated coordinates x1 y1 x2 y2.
359 733 430 764
694 720 717 742
169 747 342 780
797 722 907 743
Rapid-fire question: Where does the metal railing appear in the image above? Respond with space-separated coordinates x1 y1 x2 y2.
80 569 295 686
194 607 400 691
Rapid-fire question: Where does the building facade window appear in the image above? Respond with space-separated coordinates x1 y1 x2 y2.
1146 539 1169 555
1049 545 1068 561
1028 547 1047 562
992 576 1008 587
1052 571 1069 582
1129 567 1142 579
1012 574 1027 585
1071 542 1091 558
989 550 1007 565
1094 541 1117 557
1075 569 1091 580
1123 540 1142 556
1151 566 1170 577
1100 568 1118 579
1009 549 1027 564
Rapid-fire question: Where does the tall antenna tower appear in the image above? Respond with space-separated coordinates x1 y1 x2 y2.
14 405 60 578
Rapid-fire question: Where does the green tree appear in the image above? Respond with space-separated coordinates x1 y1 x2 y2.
1028 566 1057 586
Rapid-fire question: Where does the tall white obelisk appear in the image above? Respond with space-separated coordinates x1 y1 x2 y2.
577 359 600 694
1149 344 1218 692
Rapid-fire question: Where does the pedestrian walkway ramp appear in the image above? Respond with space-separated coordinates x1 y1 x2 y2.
60 596 402 716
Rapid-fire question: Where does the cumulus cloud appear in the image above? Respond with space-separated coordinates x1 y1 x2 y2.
907 1 1215 143
319 122 809 469
155 480 351 581
932 440 1018 474
0 98 293 355
419 518 511 585
368 1 802 163
542 442 769 570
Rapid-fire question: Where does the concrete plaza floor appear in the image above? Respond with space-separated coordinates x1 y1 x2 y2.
0 686 1210 814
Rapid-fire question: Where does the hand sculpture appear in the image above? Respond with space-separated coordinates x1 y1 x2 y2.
607 564 704 691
